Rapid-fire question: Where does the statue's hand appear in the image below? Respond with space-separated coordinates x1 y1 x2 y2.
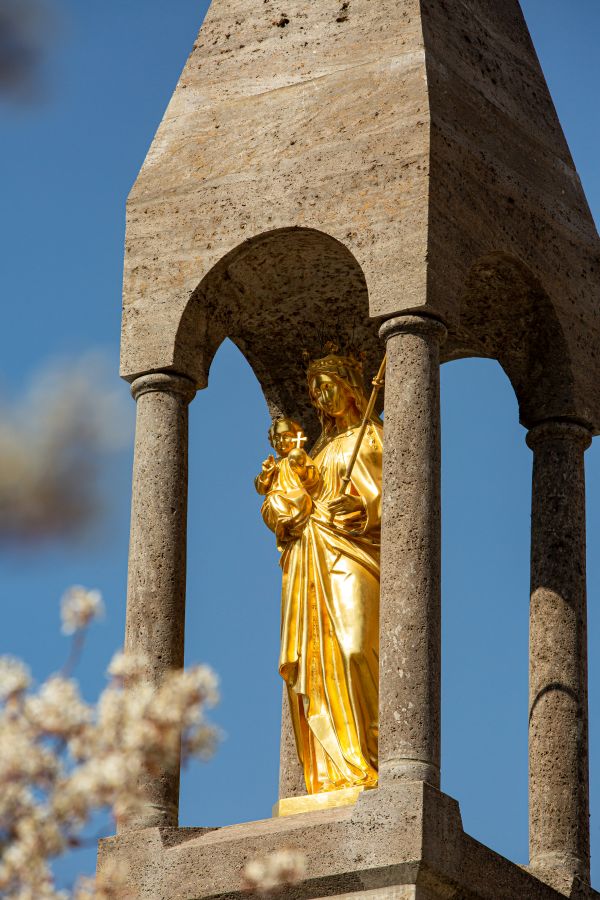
262 455 276 473
327 493 365 518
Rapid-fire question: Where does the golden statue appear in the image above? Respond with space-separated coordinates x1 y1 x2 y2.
255 353 384 796
255 418 320 547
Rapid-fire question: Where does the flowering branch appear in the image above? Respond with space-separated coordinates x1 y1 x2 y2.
0 588 219 900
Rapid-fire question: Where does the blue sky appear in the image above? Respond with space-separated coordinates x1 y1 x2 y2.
1 0 600 890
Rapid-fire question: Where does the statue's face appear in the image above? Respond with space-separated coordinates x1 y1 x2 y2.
311 374 352 418
270 420 299 456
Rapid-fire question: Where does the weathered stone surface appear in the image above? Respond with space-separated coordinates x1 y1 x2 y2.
123 373 196 829
120 0 600 433
527 421 592 887
312 890 437 900
421 0 599 430
378 315 446 788
121 0 429 386
114 0 600 895
279 686 305 799
315 888 456 900
98 782 599 899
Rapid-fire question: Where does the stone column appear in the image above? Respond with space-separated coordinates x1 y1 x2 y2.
122 371 196 830
377 314 447 788
527 420 592 885
279 689 305 799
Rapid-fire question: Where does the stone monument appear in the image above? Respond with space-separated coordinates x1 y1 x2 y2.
99 1 600 896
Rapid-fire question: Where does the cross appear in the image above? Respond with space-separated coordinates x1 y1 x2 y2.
292 431 307 450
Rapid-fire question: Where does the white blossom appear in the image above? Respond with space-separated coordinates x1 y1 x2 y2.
106 650 149 683
242 849 307 894
0 656 31 700
0 806 66 896
1 590 218 899
0 717 59 788
183 722 220 761
60 587 104 634
25 676 92 738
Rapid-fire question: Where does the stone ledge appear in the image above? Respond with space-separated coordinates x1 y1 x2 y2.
98 783 600 900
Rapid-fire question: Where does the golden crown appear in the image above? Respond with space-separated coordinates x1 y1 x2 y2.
303 343 366 388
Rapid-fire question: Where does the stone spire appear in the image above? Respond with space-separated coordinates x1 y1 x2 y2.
121 0 600 435
104 3 600 898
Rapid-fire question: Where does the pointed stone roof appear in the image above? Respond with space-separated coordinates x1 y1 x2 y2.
121 0 600 431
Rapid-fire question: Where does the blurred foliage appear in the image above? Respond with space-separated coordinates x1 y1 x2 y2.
0 0 55 101
0 354 132 544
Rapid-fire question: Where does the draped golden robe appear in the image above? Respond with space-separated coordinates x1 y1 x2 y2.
270 422 382 793
258 456 318 548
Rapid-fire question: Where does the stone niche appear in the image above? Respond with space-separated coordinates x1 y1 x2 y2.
100 0 600 897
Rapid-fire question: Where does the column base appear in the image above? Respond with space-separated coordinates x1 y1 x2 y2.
528 856 592 899
378 759 440 788
117 801 178 832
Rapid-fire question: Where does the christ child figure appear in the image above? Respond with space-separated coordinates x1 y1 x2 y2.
254 418 319 544
255 418 319 494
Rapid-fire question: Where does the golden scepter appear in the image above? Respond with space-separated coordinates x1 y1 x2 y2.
339 352 387 496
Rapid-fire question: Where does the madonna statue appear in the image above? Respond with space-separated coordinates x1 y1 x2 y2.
255 351 382 794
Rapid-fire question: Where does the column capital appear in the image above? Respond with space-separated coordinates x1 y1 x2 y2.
526 419 592 452
379 313 447 344
130 372 196 404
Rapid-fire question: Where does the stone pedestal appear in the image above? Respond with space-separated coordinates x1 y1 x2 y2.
98 783 600 899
